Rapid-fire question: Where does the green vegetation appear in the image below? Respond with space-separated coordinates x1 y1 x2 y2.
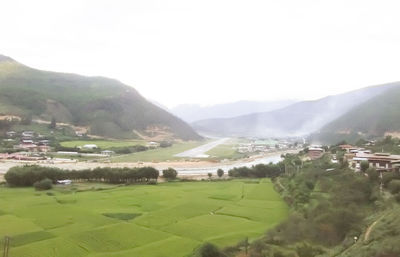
162 167 178 180
367 136 400 155
33 178 53 190
201 153 400 257
228 163 283 178
12 123 77 141
111 141 205 162
5 165 159 186
0 179 288 257
0 56 201 140
206 142 246 160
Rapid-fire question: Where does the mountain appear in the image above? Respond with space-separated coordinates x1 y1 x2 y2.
311 85 400 143
192 83 399 138
171 100 297 123
0 55 201 140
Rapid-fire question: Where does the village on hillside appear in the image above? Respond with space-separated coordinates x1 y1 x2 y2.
307 141 400 173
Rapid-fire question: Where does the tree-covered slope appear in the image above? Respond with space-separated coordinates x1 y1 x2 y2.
192 83 399 137
319 86 400 137
0 55 201 140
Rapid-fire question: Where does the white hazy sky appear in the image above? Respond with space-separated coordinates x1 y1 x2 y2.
1 0 400 108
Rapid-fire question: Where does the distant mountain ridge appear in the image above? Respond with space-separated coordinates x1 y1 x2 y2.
0 55 201 140
311 85 400 143
192 83 400 138
171 100 297 123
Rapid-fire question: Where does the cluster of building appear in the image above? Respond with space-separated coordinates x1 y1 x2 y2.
340 144 400 172
5 130 51 152
237 139 302 154
0 152 46 161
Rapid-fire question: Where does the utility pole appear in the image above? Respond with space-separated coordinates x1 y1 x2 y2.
3 236 10 257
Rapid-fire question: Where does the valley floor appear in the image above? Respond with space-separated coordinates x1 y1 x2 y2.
0 149 298 182
0 179 288 257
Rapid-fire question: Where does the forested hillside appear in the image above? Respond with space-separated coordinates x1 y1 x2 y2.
0 55 201 140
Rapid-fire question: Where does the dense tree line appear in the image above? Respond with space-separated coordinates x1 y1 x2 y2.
228 163 283 178
5 165 159 186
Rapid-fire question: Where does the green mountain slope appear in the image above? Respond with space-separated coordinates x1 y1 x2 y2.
0 55 201 140
313 86 400 143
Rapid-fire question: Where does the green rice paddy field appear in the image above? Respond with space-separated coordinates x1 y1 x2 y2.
0 179 288 257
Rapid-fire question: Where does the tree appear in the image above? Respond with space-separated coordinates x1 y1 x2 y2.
360 161 369 173
217 169 224 178
366 168 379 183
49 117 56 129
388 180 400 194
194 243 225 257
160 141 172 148
162 168 177 180
21 114 32 125
33 178 53 190
208 173 212 179
237 237 249 256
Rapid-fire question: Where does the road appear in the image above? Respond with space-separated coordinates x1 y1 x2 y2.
174 138 230 158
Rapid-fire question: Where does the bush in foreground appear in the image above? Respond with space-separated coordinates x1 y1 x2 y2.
388 180 400 194
193 243 226 257
217 169 224 178
162 168 178 180
33 178 53 190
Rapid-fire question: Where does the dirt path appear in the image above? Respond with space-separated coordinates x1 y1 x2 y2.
364 215 385 242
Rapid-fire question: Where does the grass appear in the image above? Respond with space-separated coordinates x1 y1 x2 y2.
60 140 145 149
111 141 205 162
206 144 245 160
0 179 288 257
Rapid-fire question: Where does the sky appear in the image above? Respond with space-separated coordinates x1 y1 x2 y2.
1 0 400 108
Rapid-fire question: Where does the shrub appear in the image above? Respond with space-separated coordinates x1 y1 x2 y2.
217 169 224 178
160 141 172 148
296 243 324 257
194 243 226 257
360 161 370 173
394 193 400 203
367 168 379 183
162 168 177 180
382 172 400 187
388 180 400 194
305 181 315 190
34 178 53 190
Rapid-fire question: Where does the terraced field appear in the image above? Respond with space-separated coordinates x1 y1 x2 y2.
0 179 288 257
